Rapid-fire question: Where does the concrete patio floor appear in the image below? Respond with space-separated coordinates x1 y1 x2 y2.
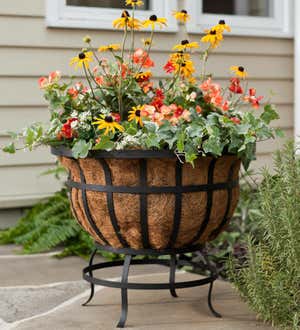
0 245 273 330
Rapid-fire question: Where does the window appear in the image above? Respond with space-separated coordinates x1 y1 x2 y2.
66 0 150 10
46 0 177 32
186 0 293 37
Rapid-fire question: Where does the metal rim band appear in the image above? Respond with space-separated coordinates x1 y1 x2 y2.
66 180 239 194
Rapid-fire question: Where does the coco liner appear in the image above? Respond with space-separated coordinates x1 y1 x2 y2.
53 147 240 250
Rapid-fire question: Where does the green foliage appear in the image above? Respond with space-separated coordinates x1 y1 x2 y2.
0 189 94 258
228 141 300 330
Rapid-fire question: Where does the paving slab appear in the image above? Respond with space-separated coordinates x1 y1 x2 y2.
0 281 88 323
0 247 274 330
11 272 273 330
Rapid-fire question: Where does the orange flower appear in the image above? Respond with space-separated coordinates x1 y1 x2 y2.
67 87 79 99
38 77 48 89
133 48 154 68
95 76 104 85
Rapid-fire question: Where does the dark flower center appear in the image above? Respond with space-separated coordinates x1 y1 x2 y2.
238 66 245 72
219 20 226 25
78 52 86 60
135 110 141 117
181 62 186 67
122 10 130 18
210 30 217 35
181 9 188 14
104 116 113 123
181 39 189 45
150 15 158 21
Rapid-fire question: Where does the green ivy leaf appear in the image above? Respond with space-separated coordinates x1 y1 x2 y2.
275 128 285 138
72 140 92 158
2 142 16 154
93 136 114 151
203 136 222 155
261 104 279 124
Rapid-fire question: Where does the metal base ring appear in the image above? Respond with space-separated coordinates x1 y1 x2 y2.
82 246 221 328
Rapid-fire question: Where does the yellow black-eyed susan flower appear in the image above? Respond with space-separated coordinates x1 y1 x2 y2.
230 66 248 78
169 52 195 78
142 38 153 47
98 44 121 52
214 20 231 33
125 0 144 7
128 105 144 126
83 35 92 43
143 15 167 29
113 10 142 30
173 40 199 51
92 115 125 135
135 71 152 82
172 10 190 23
69 51 93 70
201 29 223 48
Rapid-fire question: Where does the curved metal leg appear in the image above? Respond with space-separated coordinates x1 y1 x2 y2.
117 255 132 328
169 254 178 298
208 281 222 318
82 248 97 306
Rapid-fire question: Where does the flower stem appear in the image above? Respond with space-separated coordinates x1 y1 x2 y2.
201 46 211 81
83 63 100 104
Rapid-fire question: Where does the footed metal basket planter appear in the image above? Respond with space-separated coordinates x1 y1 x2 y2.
52 146 241 327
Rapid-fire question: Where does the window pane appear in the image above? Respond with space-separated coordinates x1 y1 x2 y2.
66 0 150 10
203 0 271 17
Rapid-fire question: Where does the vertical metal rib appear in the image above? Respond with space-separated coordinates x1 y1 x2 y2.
98 159 129 248
188 158 218 245
208 160 237 240
78 164 110 246
139 159 150 248
167 160 182 248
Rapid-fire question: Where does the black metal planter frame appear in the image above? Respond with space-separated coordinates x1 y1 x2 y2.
51 147 238 328
82 244 221 328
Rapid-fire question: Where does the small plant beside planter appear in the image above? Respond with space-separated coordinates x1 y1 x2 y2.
3 1 281 327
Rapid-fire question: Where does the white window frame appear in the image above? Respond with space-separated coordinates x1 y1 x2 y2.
186 0 294 38
46 0 178 32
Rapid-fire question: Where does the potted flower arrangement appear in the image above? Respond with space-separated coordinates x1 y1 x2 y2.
3 1 281 251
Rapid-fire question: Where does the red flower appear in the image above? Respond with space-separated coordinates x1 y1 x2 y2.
174 105 184 118
163 60 175 74
59 118 78 139
244 88 263 109
111 113 121 122
222 100 230 111
229 78 243 94
230 117 241 124
151 89 165 109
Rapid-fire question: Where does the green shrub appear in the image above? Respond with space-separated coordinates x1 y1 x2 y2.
228 141 300 330
0 189 93 258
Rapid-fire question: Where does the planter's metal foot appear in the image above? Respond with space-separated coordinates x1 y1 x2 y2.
82 248 97 306
117 255 132 328
208 281 222 318
169 254 178 298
